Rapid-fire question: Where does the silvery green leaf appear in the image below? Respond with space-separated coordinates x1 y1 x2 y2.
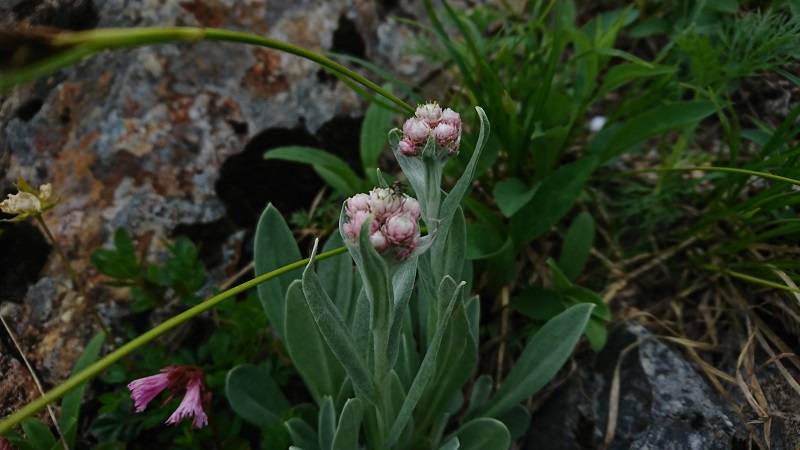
439 437 460 450
286 418 319 450
436 106 490 260
432 206 466 281
335 378 354 412
465 375 494 418
225 364 289 427
255 204 303 339
302 240 375 402
482 303 594 418
452 418 510 450
285 280 345 402
355 217 392 330
397 333 420 389
351 289 372 360
319 231 355 322
387 276 466 446
387 255 418 368
332 398 364 450
417 254 438 347
498 404 531 441
466 295 480 344
388 370 407 422
318 396 336 450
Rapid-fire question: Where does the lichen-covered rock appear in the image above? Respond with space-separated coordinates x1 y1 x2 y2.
0 0 430 414
527 323 744 450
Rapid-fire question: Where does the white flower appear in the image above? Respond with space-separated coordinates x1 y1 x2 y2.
0 192 42 215
38 184 52 201
403 117 432 145
589 116 607 132
415 102 443 126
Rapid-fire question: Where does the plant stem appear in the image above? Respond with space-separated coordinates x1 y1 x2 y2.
4 27 414 114
0 245 347 435
34 215 111 336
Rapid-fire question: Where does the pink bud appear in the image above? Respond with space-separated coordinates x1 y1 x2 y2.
369 230 389 251
415 102 443 126
383 214 418 245
346 193 370 215
403 117 431 145
368 187 402 217
433 122 460 150
440 108 461 128
398 137 417 156
403 197 421 221
344 210 370 240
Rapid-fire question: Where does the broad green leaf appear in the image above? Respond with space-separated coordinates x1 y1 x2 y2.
585 317 609 351
285 281 345 402
264 146 362 194
387 277 466 446
331 398 364 450
388 256 419 369
21 418 55 450
439 437 460 450
493 178 538 217
510 156 598 245
454 418 510 450
302 245 375 402
285 418 319 450
590 101 716 162
497 405 531 441
60 332 105 447
595 63 676 100
432 207 466 281
511 286 564 321
254 204 302 339
558 212 595 280
360 100 396 174
318 397 336 450
482 304 593 418
318 232 355 323
465 375 493 418
225 364 289 427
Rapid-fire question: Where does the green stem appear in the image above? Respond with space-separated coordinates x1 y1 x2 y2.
705 264 800 294
627 166 800 187
4 27 414 114
0 245 347 435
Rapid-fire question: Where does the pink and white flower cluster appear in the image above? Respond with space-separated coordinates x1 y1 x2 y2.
399 102 462 156
343 187 421 259
127 365 209 429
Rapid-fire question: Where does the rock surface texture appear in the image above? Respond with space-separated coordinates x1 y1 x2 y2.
0 0 427 415
527 323 747 450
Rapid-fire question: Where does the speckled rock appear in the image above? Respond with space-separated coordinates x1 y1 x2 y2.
0 0 431 414
526 323 744 450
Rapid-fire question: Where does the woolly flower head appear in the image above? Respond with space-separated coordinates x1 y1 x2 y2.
343 187 420 260
399 103 462 157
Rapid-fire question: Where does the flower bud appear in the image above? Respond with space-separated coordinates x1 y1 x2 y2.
383 214 418 245
398 137 418 156
369 230 389 251
403 117 431 145
343 210 370 240
39 183 52 201
440 108 461 128
368 187 402 216
433 122 460 151
402 197 421 221
415 102 443 126
346 193 370 215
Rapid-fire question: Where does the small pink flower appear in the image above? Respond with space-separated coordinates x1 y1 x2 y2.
369 230 389 251
415 102 443 126
343 210 370 240
346 193 370 215
398 137 417 156
368 187 402 216
0 437 12 450
402 197 421 221
383 214 418 245
433 122 460 152
128 366 208 429
440 108 461 128
403 117 431 145
128 370 171 413
166 378 208 429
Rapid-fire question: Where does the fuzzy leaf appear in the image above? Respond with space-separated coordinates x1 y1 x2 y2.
286 418 319 450
331 398 364 450
318 396 336 450
454 418 510 450
225 364 289 427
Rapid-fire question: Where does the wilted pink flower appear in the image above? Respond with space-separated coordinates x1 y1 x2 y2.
433 122 460 152
343 188 420 260
403 117 431 145
128 370 171 412
415 102 443 126
0 437 12 450
128 366 208 429
166 377 208 429
398 137 417 156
